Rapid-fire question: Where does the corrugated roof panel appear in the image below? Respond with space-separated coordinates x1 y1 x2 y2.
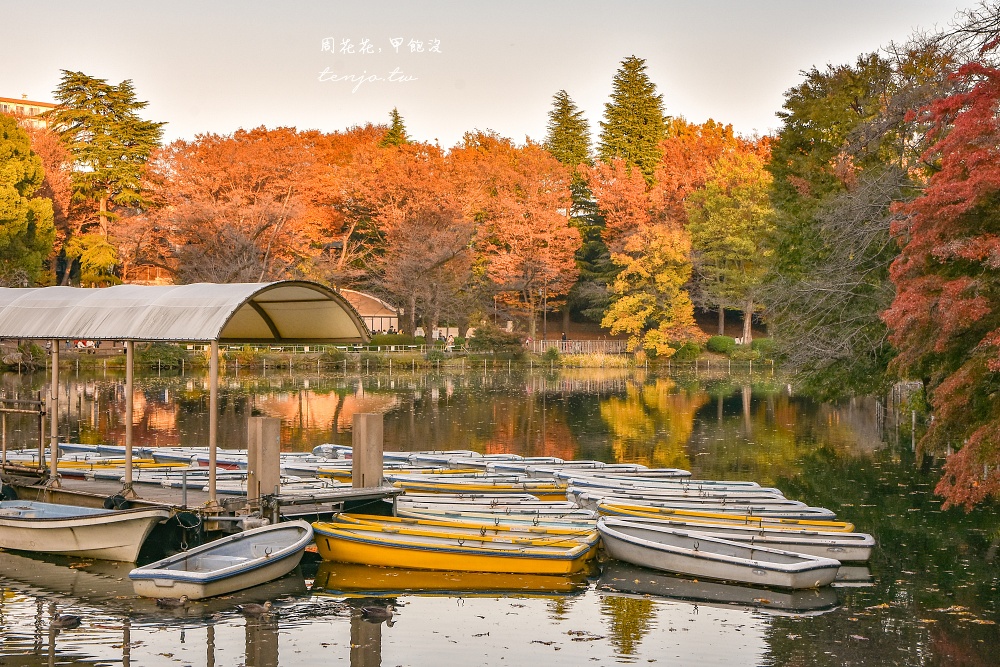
0 282 369 343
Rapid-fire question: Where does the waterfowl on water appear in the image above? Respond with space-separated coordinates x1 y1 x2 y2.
359 605 394 625
156 595 189 609
52 615 82 630
237 601 273 616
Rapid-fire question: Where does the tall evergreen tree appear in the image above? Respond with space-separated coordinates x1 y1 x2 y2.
598 56 667 184
380 107 409 147
545 90 591 168
0 115 55 285
544 90 615 324
48 71 164 239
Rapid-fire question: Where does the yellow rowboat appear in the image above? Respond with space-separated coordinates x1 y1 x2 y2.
312 561 589 597
597 501 856 532
396 507 598 529
391 478 568 501
311 521 595 574
331 514 599 548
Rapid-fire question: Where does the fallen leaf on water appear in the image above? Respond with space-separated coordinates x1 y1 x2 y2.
850 635 868 641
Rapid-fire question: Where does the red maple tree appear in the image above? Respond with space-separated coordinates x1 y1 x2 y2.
884 61 1000 508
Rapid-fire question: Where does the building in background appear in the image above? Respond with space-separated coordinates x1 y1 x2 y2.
339 289 399 334
0 95 56 129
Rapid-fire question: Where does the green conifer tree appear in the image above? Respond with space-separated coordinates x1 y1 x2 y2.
48 71 165 239
380 107 409 147
598 56 667 184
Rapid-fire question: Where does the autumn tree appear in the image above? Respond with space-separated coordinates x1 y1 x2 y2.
884 56 1000 509
598 56 667 184
763 45 958 397
586 159 702 355
23 126 73 283
686 144 775 341
0 115 55 285
48 71 164 282
452 132 580 338
147 127 309 283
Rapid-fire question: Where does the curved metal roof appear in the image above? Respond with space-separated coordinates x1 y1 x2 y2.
0 281 370 343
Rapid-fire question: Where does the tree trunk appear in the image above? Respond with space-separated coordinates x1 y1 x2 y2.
742 299 754 345
99 192 110 238
718 306 725 335
562 307 570 337
407 294 416 336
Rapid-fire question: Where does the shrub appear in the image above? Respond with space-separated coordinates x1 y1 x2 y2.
467 322 524 357
543 347 561 363
706 335 736 355
137 342 188 368
730 345 761 362
750 337 777 360
672 341 702 361
426 349 445 362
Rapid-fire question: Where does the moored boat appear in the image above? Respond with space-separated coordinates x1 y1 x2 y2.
129 520 314 600
597 517 841 590
600 516 875 562
312 520 595 574
0 500 171 562
396 507 598 528
597 500 855 532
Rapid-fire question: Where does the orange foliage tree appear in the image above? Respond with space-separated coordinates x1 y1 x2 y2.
585 158 703 355
884 60 1000 509
451 132 579 338
146 127 310 283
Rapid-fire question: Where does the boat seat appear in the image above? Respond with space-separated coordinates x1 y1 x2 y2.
193 555 250 571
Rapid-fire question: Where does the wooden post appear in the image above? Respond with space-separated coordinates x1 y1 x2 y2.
352 413 383 489
209 340 219 505
247 417 281 504
48 339 59 486
124 340 134 493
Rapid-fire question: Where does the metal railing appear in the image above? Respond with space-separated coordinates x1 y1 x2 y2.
527 339 629 355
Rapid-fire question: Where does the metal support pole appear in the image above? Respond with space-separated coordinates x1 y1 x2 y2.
124 341 135 496
48 339 59 486
209 340 219 506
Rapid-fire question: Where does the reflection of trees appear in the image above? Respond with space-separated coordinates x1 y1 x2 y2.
600 595 654 655
599 379 709 470
765 444 1000 666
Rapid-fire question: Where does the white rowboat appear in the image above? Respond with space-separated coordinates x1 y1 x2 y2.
129 520 314 599
0 500 170 562
597 517 841 590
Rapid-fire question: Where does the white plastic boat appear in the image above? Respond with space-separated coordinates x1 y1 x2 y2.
129 520 314 599
597 516 841 590
0 500 170 562
603 516 874 562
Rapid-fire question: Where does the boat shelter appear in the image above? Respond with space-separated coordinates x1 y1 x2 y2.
0 281 370 505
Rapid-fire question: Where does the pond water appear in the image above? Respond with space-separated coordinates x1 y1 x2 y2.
0 365 996 666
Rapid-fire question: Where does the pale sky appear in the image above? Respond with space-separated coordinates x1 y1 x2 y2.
2 1 972 148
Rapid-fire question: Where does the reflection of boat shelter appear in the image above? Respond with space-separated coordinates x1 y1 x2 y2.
0 281 376 505
339 289 399 334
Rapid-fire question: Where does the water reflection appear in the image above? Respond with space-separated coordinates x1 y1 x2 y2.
0 366 998 665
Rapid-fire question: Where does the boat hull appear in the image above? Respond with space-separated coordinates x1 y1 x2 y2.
313 523 593 575
598 518 841 590
0 501 170 562
129 520 313 599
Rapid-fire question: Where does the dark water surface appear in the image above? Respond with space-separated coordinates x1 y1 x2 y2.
0 365 996 666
